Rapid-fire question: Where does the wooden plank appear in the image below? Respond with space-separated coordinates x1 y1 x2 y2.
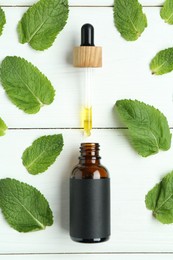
0 129 173 253
0 7 172 128
0 0 164 7
1 254 173 260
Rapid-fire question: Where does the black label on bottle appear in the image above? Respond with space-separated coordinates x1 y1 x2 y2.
70 178 110 240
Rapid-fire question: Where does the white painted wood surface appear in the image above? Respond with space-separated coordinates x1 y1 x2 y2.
0 0 164 7
1 255 173 260
1 129 173 255
0 7 173 128
1 254 173 260
0 1 173 260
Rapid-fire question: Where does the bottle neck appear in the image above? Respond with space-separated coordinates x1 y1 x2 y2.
79 143 101 165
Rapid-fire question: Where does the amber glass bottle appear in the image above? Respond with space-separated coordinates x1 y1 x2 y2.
70 143 110 243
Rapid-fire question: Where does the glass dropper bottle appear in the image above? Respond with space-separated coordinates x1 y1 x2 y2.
70 143 110 243
73 24 102 136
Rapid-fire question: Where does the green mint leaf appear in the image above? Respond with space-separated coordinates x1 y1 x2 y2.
0 117 7 136
17 0 69 51
160 0 173 24
113 0 147 41
0 8 6 36
115 99 172 157
0 56 55 114
0 178 53 232
150 48 173 75
22 134 64 175
145 171 173 224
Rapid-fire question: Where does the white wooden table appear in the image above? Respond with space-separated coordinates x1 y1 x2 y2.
0 0 173 259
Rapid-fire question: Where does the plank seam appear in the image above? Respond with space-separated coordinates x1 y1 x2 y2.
7 127 173 130
1 252 173 255
0 5 163 7
69 5 163 7
8 127 127 130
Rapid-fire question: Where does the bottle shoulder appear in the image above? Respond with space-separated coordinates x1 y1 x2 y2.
71 164 109 179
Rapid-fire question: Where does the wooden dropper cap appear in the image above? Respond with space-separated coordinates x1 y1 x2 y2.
73 24 102 68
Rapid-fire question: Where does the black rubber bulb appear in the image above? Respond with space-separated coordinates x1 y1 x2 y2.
81 23 95 46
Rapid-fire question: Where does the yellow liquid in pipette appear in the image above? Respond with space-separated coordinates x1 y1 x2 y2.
82 107 92 136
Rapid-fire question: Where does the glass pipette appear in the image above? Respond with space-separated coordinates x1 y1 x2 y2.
73 23 102 136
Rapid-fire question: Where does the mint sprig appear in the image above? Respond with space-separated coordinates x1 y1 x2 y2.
161 0 173 24
115 99 171 157
0 56 55 114
146 171 173 224
18 0 69 51
0 178 53 232
22 134 64 175
0 117 7 136
0 7 6 36
150 48 173 75
113 0 147 41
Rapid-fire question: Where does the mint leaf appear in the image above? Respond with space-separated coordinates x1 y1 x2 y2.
18 0 69 51
113 0 147 41
0 117 7 136
160 0 173 24
150 48 173 75
0 178 53 232
22 134 64 175
0 56 55 114
145 171 173 224
0 8 6 36
115 99 172 157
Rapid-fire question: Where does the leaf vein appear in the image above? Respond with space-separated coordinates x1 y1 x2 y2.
8 58 43 106
8 190 45 229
